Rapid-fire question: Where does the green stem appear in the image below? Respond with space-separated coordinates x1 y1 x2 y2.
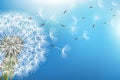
3 73 9 80
0 76 2 80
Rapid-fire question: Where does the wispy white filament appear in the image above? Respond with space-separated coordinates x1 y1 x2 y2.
0 11 47 77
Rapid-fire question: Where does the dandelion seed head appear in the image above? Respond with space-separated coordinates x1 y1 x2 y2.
0 11 47 77
0 36 23 56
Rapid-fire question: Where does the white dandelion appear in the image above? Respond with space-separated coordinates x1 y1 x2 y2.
0 11 47 79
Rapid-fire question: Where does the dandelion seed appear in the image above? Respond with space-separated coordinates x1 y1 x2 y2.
38 9 44 18
104 21 107 24
82 31 89 40
92 24 95 28
113 14 116 17
110 8 113 11
50 44 56 48
61 24 66 28
74 37 79 40
72 16 78 25
70 26 76 34
97 0 104 8
50 44 71 58
61 45 71 58
63 10 67 14
89 6 93 8
49 28 58 42
40 23 45 27
74 31 89 40
28 17 32 20
81 17 86 19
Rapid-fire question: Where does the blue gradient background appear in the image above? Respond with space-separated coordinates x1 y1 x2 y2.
1 0 120 80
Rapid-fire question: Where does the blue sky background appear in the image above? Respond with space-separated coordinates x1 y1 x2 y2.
1 0 120 80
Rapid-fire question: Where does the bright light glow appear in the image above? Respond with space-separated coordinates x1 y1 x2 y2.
36 0 90 22
110 10 120 44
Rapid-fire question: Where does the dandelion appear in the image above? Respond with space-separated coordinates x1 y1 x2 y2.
0 11 47 80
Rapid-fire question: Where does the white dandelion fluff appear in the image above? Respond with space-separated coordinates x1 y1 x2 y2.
61 45 71 58
83 31 89 40
49 28 58 42
94 15 100 21
50 44 71 58
0 11 47 79
70 26 77 34
67 16 79 35
97 0 104 8
72 16 78 25
74 31 89 40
